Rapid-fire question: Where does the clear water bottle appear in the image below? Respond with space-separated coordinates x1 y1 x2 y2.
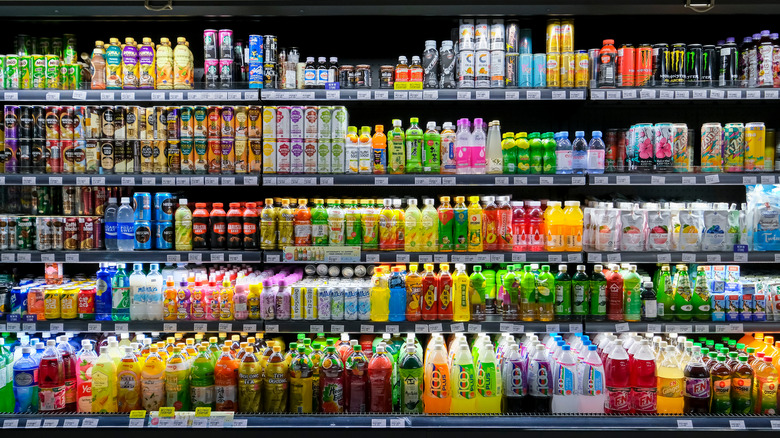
555 131 573 174
116 197 135 251
104 197 118 250
586 130 606 174
146 264 164 321
571 131 588 174
455 119 472 174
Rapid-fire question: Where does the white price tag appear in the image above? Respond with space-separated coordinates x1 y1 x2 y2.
593 176 609 185
607 253 622 263
373 176 389 185
219 323 233 332
385 325 400 334
63 419 80 428
3 419 19 428
326 324 343 333
151 91 165 101
651 175 666 185
526 90 542 100
3 92 18 100
500 323 513 332
539 176 553 185
512 253 526 262
188 253 202 263
704 174 720 184
167 254 181 262
4 323 18 332
100 92 115 101
729 420 745 430
467 324 482 333
418 255 433 263
475 254 490 263
157 419 173 428
567 253 581 263
552 90 567 100
372 419 387 428
682 253 696 263
743 176 758 185
615 322 630 332
677 420 693 429
569 324 583 333
50 322 64 332
356 90 371 100
710 89 725 99
616 175 630 185
682 176 696 185
494 176 509 185
588 253 603 263
450 323 465 332
164 323 177 332
393 91 408 100
422 90 438 100
221 177 235 186
442 176 456 185
571 176 586 185
659 90 674 99
705 254 721 263
492 254 506 263
88 323 101 332
242 176 257 185
25 419 41 429
228 254 242 262
675 90 691 100
366 90 383 100
692 89 707 99
772 420 780 430
365 253 380 263
390 418 405 428
46 176 63 185
457 91 471 100
211 253 225 262
325 90 340 100
569 90 585 100
475 90 490 100
266 324 279 333
646 324 662 333
115 323 129 332
657 253 672 263
168 92 183 100
727 90 741 99
310 324 324 333
434 254 448 263
242 323 257 332
121 92 135 101
396 254 410 263
746 90 761 99
513 176 528 185
16 253 31 263
546 324 560 333
606 90 621 100
82 418 99 428
207 418 224 428
175 177 189 186
265 254 280 263
194 323 208 332
1 253 14 262
40 253 55 262
761 175 776 184
22 323 36 332
414 324 429 333
42 419 59 428
590 90 605 100
22 176 36 185
360 325 375 333
233 419 248 428
45 92 61 101
428 323 443 332
504 91 520 100
548 254 563 263
734 252 748 262
64 253 79 263
695 325 710 333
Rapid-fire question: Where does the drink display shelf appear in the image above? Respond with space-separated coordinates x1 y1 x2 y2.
263 251 584 264
589 173 778 186
262 174 585 186
261 88 587 102
584 320 780 335
590 87 780 101
0 251 261 264
0 174 258 187
0 320 258 334
0 89 259 103
585 251 780 264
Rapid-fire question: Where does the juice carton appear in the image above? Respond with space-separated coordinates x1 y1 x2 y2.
753 293 767 321
711 293 726 322
725 293 741 322
726 265 740 282
740 291 754 322
712 265 727 281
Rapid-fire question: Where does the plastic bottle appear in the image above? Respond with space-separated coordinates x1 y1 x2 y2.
214 346 238 411
623 265 642 322
481 196 498 251
56 336 77 411
423 122 441 173
369 124 387 174
469 265 487 321
370 267 390 322
92 346 117 413
519 265 536 322
436 263 454 320
387 266 406 322
544 201 565 252
527 201 544 251
367 344 393 412
541 132 557 174
471 118 487 174
528 132 543 174
536 265 555 321
319 345 345 413
140 345 165 411
511 201 527 251
173 37 193 89
111 264 130 322
424 343 451 413
116 197 134 251
164 346 190 411
674 265 693 321
554 131 573 174
571 131 588 174
606 265 624 321
421 199 439 252
437 196 454 252
345 345 368 413
598 40 617 88
404 264 422 321
453 196 468 252
710 354 734 414
176 280 191 321
129 263 146 320
631 340 657 413
683 346 710 413
571 265 590 317
551 345 578 413
190 345 216 409
116 346 141 412
38 340 65 412
562 201 583 252
455 119 471 174
405 118 423 173
398 344 424 413
90 40 107 89
485 120 503 174
357 126 373 174
104 197 118 250
262 345 287 412
555 265 572 321
437 122 456 174
105 38 123 89
12 346 38 413
421 264 438 321
75 341 97 412
578 344 606 413
692 266 712 321
755 356 778 414
587 131 606 174
605 339 631 413
526 344 552 412
174 199 193 251
451 263 470 322
386 119 405 174
514 132 530 174
501 132 517 174
288 345 313 413
467 196 483 252
656 345 684 413
404 199 422 252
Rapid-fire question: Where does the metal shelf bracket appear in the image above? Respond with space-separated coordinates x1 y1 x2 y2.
685 0 715 13
145 0 173 12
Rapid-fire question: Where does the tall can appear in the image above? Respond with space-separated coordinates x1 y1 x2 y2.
218 29 234 60
193 138 207 174
203 29 218 60
459 19 475 51
5 105 19 139
652 43 670 87
262 139 277 173
331 139 345 174
617 44 635 87
31 55 45 89
248 139 262 173
5 55 19 89
234 138 248 173
457 51 475 88
193 106 207 138
519 28 533 55
475 50 490 88
290 138 304 173
247 106 262 138
605 129 618 172
207 138 222 174
635 44 652 87
701 45 716 88
317 139 331 174
546 19 561 53
221 137 235 173
745 122 766 172
304 138 318 173
474 19 489 51
303 106 318 138
234 106 248 139
276 138 290 173
575 50 589 87
533 53 546 87
331 106 348 139
44 54 59 89
289 106 304 138
505 20 520 53
262 106 277 139
206 106 221 137
560 52 575 88
317 106 332 139
546 52 560 88
653 123 674 172
700 122 724 172
276 106 290 139
670 43 686 86
505 53 519 88
685 44 702 86
489 50 505 88
560 19 574 53
588 48 600 88
724 123 745 172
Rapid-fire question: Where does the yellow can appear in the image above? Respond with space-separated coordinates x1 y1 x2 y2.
235 138 248 174
745 122 766 171
560 52 575 88
546 52 561 88
560 19 575 53
60 285 79 319
249 139 263 173
545 19 561 53
235 106 249 140
44 286 62 320
575 51 589 88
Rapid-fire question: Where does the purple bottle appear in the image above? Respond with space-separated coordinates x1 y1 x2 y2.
275 279 291 320
260 278 276 320
176 280 191 321
471 118 486 174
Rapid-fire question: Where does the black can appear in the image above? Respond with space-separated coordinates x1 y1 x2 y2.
18 138 31 173
701 45 716 87
263 63 277 89
113 106 127 140
263 35 277 64
32 106 45 140
670 43 686 86
31 139 45 171
652 43 669 87
18 106 33 138
719 38 739 87
685 44 702 86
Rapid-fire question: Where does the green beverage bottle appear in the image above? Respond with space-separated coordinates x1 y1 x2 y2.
469 265 487 321
399 345 424 413
692 266 711 321
344 199 362 246
191 345 216 408
388 119 406 174
0 338 13 412
515 132 530 174
572 265 590 316
453 196 468 252
731 355 753 413
541 132 557 174
656 265 674 321
501 265 519 320
555 265 572 321
589 264 607 321
405 117 423 173
174 198 193 250
311 198 329 246
423 121 441 174
482 264 497 315
112 264 130 321
709 354 732 414
520 265 537 321
438 196 454 252
536 265 555 321
164 347 191 411
502 132 517 174
623 265 642 322
528 132 543 174
674 266 693 321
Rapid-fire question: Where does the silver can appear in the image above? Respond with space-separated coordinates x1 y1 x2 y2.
490 50 505 88
304 284 317 320
490 19 506 51
318 286 331 320
475 50 491 88
343 285 357 321
291 284 304 320
588 48 600 89
458 51 475 88
330 285 344 320
36 216 52 251
475 19 490 51
459 19 475 51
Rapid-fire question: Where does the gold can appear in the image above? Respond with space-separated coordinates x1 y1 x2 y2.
60 285 78 319
560 19 574 53
44 286 62 320
141 140 154 174
546 52 561 88
137 107 147 140
154 139 168 173
180 106 194 138
249 139 262 173
235 106 249 140
745 122 766 172
560 52 575 88
126 106 139 140
262 106 277 138
194 138 208 174
575 50 589 88
154 106 168 140
545 19 561 53
144 107 157 141
193 106 208 138
235 138 248 174
247 106 262 138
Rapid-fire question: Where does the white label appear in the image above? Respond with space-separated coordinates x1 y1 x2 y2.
22 323 35 332
761 175 776 184
140 177 155 185
475 90 490 100
567 253 582 263
63 419 80 428
414 324 429 333
63 253 81 263
743 176 758 185
266 254 280 263
494 176 509 185
374 176 389 185
450 323 465 332
695 325 710 333
616 175 630 185
513 177 528 185
705 174 720 184
492 254 505 263
706 254 721 263
90 176 106 186
243 176 257 185
677 420 693 429
40 253 55 262
729 420 745 430
205 177 219 185
219 323 233 332
115 323 129 332
545 324 560 332
167 254 181 262
386 325 400 334
423 90 438 100
467 324 482 333
228 254 242 262
406 91 422 100
396 254 410 263
659 90 674 99
590 90 605 100
607 253 621 263
360 325 375 333
164 323 177 331
120 176 135 185
734 253 748 262
374 91 388 100
242 323 257 332
310 324 324 333
3 92 18 100
429 323 443 332
571 176 586 185
3 420 19 428
222 177 236 186
569 324 583 333
418 255 433 263
211 253 225 262
512 253 526 262
646 324 663 333
194 323 208 332
393 91 408 100
47 176 63 185
729 324 744 333
657 253 672 263
615 323 630 333
233 419 248 428
121 92 135 101
441 177 456 185
682 176 696 185
82 418 99 428
500 323 513 332
504 91 520 100
17 253 31 262
569 90 585 100
692 89 707 99
727 90 741 99
330 324 344 333
151 92 165 101
765 90 780 99
372 419 387 428
175 177 189 186
22 176 36 185
357 90 371 100
49 323 64 332
365 254 380 263
475 254 490 263
45 92 61 101
326 90 340 100
651 175 666 185
100 92 115 101
390 419 405 428
548 254 562 263
551 90 566 100
6 323 19 331
667 325 692 333
25 419 41 429
169 92 184 100
208 418 224 428
319 176 334 185
682 253 696 262
457 91 471 100
526 90 542 100
42 419 59 428
266 324 279 333
606 90 621 100
188 253 203 263
434 254 448 263
710 89 725 99
771 420 780 430
593 176 608 185
539 176 554 185
0 254 13 262
746 90 761 99
588 253 603 263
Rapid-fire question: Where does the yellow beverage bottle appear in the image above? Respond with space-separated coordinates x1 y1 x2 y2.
452 263 470 322
219 280 234 321
116 346 142 412
656 345 684 413
544 201 565 251
156 38 174 89
173 37 193 89
370 267 390 322
449 343 477 413
405 263 423 320
467 196 483 252
756 356 779 414
420 198 439 252
138 37 156 89
404 199 422 252
562 200 584 251
105 37 123 89
91 346 118 413
424 343 451 414
393 199 405 251
248 282 261 319
378 198 396 251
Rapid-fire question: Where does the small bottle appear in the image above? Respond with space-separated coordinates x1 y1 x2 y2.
117 197 135 251
304 57 317 89
174 199 193 251
555 131 573 174
409 55 424 85
641 281 658 321
587 131 606 174
440 122 457 174
316 56 328 89
571 131 588 174
395 56 409 85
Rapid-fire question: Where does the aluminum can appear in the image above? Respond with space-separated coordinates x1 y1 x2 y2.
724 122 745 172
745 122 766 172
701 122 724 172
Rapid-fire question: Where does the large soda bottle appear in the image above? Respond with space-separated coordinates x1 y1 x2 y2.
264 345 289 412
368 344 393 412
551 345 578 413
605 339 631 413
527 344 552 413
345 345 368 413
289 345 313 413
631 340 657 413
710 354 734 414
399 344 424 413
683 346 710 413
656 345 684 413
578 344 606 413
656 265 674 321
424 343 451 413
38 340 65 412
320 346 345 413
692 266 712 321
56 336 77 411
501 343 526 413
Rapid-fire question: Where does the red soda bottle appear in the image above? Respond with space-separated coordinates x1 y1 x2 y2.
511 201 527 251
526 201 544 251
606 265 624 321
56 336 77 412
605 339 631 414
630 339 657 413
359 335 374 360
344 345 369 413
438 264 454 321
367 344 393 412
483 197 499 251
38 340 66 412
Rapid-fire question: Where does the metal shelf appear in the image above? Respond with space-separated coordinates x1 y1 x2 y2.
589 173 778 186
585 251 779 264
0 174 258 186
261 88 587 102
1 250 260 264
0 89 259 103
590 87 780 101
263 174 586 187
585 320 780 335
264 251 584 264
0 319 261 334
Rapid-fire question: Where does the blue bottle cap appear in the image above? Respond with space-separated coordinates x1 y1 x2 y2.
575 131 585 137
562 345 571 351
592 130 602 137
588 345 598 351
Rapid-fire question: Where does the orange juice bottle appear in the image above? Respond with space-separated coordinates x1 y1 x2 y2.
294 198 312 246
424 342 451 413
372 125 387 174
162 276 177 320
562 200 584 251
544 201 565 251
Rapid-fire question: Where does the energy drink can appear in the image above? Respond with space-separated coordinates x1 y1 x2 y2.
745 122 766 172
154 220 174 249
702 45 716 87
701 122 724 172
724 122 745 172
505 20 520 53
560 19 574 53
546 52 560 88
560 52 575 88
546 19 561 53
505 53 519 88
670 43 686 86
518 53 532 87
635 44 652 87
474 19 489 51
686 44 702 86
533 53 546 87
617 44 635 87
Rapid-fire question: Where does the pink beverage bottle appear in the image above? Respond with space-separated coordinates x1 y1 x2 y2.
455 119 472 174
630 340 657 414
526 201 544 251
233 277 249 320
471 118 486 174
260 279 276 320
511 201 527 251
367 345 393 413
605 339 631 414
606 265 624 321
206 274 220 321
275 279 292 320
56 336 77 412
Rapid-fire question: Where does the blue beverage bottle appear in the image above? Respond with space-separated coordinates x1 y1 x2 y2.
13 346 38 413
95 263 113 321
388 267 406 322
571 131 588 174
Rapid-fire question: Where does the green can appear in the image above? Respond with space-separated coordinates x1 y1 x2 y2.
0 55 6 90
31 55 45 89
5 55 19 89
35 186 51 215
16 216 35 250
63 34 77 64
45 54 60 89
66 64 81 90
18 55 31 89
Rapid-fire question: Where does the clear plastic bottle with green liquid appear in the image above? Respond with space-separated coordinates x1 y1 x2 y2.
515 132 530 174
405 118 423 173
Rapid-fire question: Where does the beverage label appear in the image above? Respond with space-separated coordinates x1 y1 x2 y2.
320 377 344 412
731 377 751 399
761 381 778 414
554 364 575 396
606 386 630 412
38 385 66 411
658 376 683 398
191 384 215 407
141 377 164 410
453 363 476 399
428 363 450 399
573 283 587 314
503 361 526 396
528 360 551 396
712 377 732 401
631 387 657 412
400 371 422 411
582 363 604 396
684 377 710 398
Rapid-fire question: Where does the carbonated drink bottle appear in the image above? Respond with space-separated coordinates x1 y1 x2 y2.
38 340 65 413
683 346 711 413
605 339 631 413
13 346 39 413
674 266 693 321
656 345 684 413
692 266 712 321
631 340 657 413
551 345 578 413
527 344 552 413
424 343 451 413
368 345 393 412
345 345 368 413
